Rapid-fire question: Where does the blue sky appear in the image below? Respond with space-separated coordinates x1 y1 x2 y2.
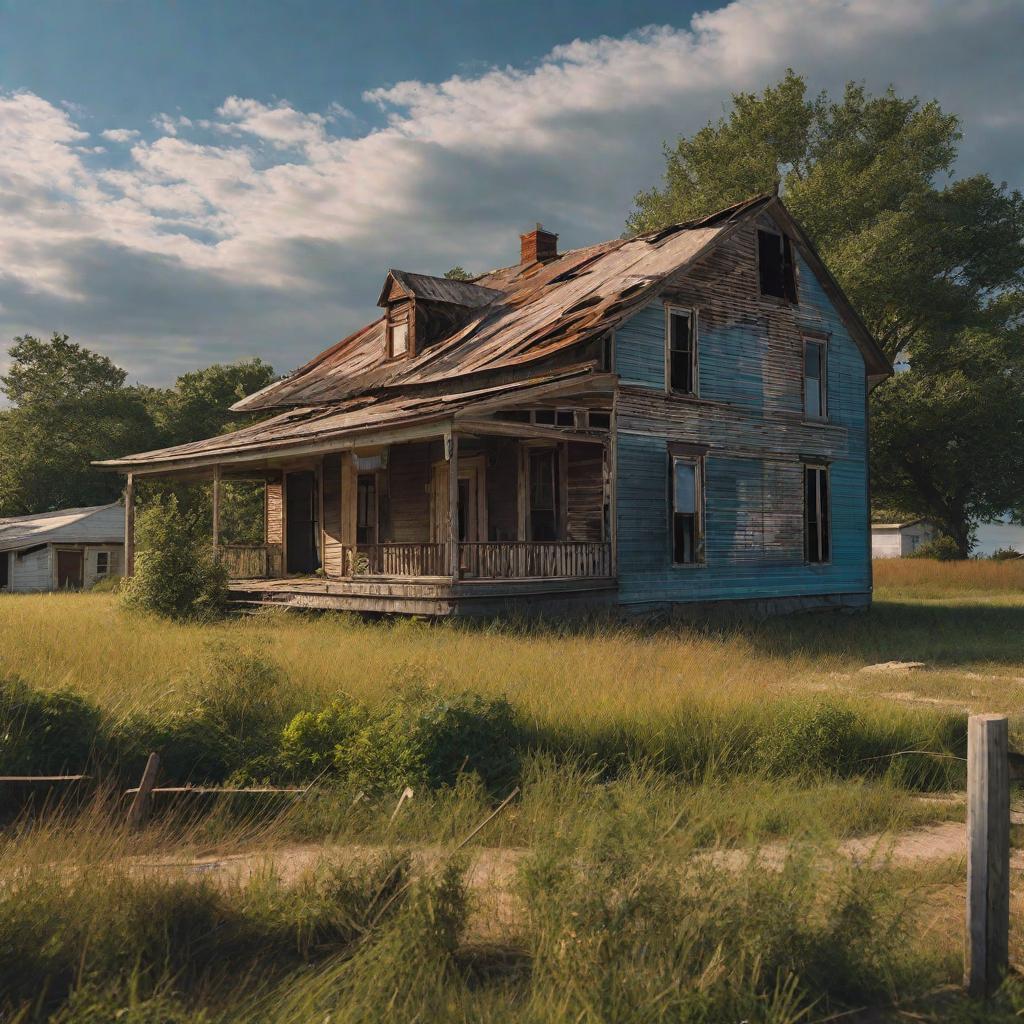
0 0 1021 388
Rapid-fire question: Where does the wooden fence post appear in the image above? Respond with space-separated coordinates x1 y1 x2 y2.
966 713 1010 998
127 752 160 831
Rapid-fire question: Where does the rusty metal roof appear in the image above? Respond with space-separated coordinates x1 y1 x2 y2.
234 192 776 414
377 270 503 308
98 365 611 472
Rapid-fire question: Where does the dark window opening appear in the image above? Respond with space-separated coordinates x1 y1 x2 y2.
0 552 8 589
356 473 378 545
588 411 610 429
805 466 830 563
533 409 556 426
528 448 559 541
496 409 531 423
96 552 109 576
758 230 797 302
555 410 575 427
804 340 826 419
668 310 695 394
600 333 613 372
672 458 702 564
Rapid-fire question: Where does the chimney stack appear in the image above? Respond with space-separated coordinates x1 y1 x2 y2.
520 223 558 264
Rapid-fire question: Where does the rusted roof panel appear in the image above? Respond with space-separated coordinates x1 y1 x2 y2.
234 193 775 413
377 270 503 308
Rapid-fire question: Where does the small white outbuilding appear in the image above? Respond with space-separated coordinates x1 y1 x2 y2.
0 503 124 592
870 519 936 559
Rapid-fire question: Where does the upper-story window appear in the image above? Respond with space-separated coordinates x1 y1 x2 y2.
666 307 696 395
388 318 409 359
758 229 797 303
803 338 827 420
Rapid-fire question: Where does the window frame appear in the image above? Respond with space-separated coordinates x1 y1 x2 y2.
356 471 379 546
664 304 699 397
669 453 705 567
756 228 798 304
387 317 410 360
804 463 831 565
802 335 828 422
95 551 110 576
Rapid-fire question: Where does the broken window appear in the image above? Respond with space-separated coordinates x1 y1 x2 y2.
758 230 797 302
667 308 696 394
804 339 827 419
672 457 703 564
805 465 830 563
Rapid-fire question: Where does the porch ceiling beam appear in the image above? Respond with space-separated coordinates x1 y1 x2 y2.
455 417 609 444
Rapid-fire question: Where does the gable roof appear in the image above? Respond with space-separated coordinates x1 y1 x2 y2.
376 270 503 308
234 192 820 413
0 503 124 552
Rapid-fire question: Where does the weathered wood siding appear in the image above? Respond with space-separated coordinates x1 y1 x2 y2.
613 218 870 606
8 545 52 592
322 454 344 576
567 442 605 542
265 477 284 545
485 438 519 542
387 441 436 542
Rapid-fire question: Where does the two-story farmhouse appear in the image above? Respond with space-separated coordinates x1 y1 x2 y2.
101 192 892 616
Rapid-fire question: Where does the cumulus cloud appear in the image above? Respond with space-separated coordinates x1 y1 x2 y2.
0 0 1020 387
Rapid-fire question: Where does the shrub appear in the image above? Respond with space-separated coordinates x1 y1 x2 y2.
755 699 861 777
990 546 1023 560
0 676 102 776
278 696 368 781
120 493 227 621
87 574 123 593
340 690 524 795
906 535 962 560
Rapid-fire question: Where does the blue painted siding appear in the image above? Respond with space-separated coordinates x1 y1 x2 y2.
613 244 870 606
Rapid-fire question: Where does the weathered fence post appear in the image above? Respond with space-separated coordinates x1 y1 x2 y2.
965 714 1010 998
127 752 160 831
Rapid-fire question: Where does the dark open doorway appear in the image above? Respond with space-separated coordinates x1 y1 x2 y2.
286 471 320 574
56 549 84 589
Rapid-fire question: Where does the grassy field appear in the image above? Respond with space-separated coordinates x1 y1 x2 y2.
1 559 1023 1020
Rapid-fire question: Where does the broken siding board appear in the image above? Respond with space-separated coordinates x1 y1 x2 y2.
265 478 284 545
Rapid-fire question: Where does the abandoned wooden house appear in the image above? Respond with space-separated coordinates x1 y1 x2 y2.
100 192 892 615
0 503 124 592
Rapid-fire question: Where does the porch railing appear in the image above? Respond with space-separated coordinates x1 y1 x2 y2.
220 543 283 579
343 543 449 577
459 542 612 579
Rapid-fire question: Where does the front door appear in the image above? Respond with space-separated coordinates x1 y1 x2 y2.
56 549 84 589
285 471 320 574
430 459 485 544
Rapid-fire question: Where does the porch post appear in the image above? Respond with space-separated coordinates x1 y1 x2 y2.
211 464 222 558
124 472 135 578
447 430 459 578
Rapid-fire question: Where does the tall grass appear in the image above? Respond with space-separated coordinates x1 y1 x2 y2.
874 556 1024 597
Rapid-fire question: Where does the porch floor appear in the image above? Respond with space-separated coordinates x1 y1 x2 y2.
228 574 617 616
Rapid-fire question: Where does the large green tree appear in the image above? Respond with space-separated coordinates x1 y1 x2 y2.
629 70 1024 366
0 335 276 520
629 71 1024 553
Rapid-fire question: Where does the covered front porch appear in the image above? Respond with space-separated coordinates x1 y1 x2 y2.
118 372 618 614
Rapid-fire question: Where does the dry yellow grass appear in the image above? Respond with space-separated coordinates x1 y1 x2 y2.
873 555 1024 596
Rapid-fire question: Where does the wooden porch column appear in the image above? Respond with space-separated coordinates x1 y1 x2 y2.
124 472 135 577
211 465 222 557
447 430 459 578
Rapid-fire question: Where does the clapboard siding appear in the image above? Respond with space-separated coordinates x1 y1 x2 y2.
567 442 605 542
387 441 435 542
9 546 51 592
613 216 870 606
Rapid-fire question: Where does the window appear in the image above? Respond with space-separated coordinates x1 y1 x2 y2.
667 308 696 394
555 410 575 427
0 552 8 589
95 552 109 576
600 333 614 372
805 466 830 563
672 457 703 564
588 411 610 429
388 319 409 358
758 229 797 302
533 409 556 426
356 473 378 545
528 448 559 541
803 339 826 419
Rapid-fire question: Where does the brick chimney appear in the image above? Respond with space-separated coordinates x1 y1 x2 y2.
520 223 558 264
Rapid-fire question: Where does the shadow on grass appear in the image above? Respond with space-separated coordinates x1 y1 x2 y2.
444 598 1024 669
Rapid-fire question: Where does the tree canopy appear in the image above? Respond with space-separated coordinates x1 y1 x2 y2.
629 71 1024 553
0 333 275 518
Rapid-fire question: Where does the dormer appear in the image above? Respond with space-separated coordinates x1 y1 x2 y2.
376 269 502 359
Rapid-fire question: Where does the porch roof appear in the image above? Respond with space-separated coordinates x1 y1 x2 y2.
96 365 612 474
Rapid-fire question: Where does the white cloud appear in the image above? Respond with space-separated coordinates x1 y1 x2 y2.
100 128 140 143
0 0 1020 387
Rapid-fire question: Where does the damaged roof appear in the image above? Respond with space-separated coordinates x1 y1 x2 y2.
0 503 124 552
376 270 503 308
233 192 811 414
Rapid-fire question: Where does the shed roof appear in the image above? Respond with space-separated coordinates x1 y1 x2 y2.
0 503 123 552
